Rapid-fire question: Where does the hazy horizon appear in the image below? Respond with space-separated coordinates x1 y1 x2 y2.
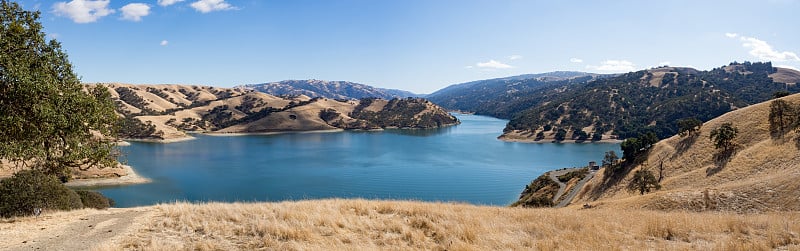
18 0 800 93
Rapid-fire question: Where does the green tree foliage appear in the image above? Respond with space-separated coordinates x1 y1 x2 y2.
627 169 661 195
554 128 567 141
0 170 83 217
710 123 738 151
511 174 558 208
118 117 158 139
620 132 658 162
75 190 113 209
0 1 119 180
602 151 619 167
677 117 703 137
768 99 796 137
773 91 791 99
557 168 588 182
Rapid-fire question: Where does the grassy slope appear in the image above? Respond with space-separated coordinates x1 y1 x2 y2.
575 93 800 212
84 200 797 250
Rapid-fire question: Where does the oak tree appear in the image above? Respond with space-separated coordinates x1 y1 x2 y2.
0 1 118 181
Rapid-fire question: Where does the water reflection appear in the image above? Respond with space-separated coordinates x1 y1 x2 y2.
384 126 453 137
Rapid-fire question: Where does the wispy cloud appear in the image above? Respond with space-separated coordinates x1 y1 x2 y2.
725 32 738 38
508 55 523 60
658 61 671 66
570 58 583 63
160 40 169 46
731 35 800 62
120 3 150 22
158 0 185 6
52 0 114 23
586 60 636 72
190 0 234 13
475 60 513 69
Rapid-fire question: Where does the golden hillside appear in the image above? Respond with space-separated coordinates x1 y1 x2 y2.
95 83 458 141
3 200 799 250
574 93 800 213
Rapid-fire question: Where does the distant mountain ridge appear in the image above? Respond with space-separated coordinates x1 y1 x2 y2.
240 80 417 100
426 71 611 118
427 62 800 141
501 62 800 141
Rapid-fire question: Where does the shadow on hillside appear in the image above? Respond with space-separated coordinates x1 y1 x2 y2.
673 134 699 158
706 147 737 176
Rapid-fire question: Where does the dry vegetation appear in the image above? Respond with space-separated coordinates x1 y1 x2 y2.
76 199 799 250
575 93 800 213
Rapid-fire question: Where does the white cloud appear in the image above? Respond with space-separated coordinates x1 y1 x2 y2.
586 60 636 72
725 32 738 38
52 0 114 23
190 0 234 13
475 60 513 69
120 3 150 22
158 0 185 6
570 58 583 63
464 65 474 69
737 36 800 62
160 40 169 46
658 61 671 66
508 55 523 60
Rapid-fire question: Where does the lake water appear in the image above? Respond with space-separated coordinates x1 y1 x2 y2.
99 114 619 207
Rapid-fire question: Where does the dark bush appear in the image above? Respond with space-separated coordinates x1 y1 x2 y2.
75 190 113 209
0 170 84 217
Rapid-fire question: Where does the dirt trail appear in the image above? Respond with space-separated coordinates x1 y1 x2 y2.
0 207 154 251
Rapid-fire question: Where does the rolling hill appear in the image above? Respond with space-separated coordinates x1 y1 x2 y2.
501 62 800 141
426 71 608 118
239 80 417 100
574 92 800 213
97 83 457 141
516 92 800 213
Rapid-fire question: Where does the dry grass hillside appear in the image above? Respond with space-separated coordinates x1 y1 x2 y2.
4 200 796 250
574 93 800 213
94 83 457 141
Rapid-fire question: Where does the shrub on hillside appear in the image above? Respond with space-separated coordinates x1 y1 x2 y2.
0 170 84 217
76 190 114 209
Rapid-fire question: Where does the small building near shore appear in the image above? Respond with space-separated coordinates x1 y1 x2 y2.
589 161 599 170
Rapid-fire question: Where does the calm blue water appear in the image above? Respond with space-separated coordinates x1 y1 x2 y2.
99 114 619 207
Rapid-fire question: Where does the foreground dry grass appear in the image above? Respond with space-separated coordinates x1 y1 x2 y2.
111 199 800 250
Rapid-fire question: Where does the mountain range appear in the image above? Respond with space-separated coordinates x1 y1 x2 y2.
427 62 800 141
239 80 417 100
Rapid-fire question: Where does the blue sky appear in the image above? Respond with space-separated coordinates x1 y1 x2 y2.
17 0 800 93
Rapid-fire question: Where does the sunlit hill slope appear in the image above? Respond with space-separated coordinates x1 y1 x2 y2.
95 83 458 141
574 93 800 213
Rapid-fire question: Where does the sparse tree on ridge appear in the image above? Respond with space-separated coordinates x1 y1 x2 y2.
602 151 618 167
677 117 703 137
709 123 738 151
768 99 795 137
627 169 661 195
0 1 119 181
